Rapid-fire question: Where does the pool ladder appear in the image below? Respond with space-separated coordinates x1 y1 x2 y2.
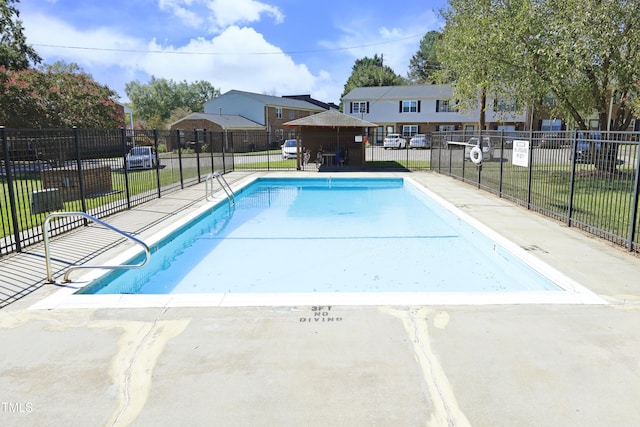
206 172 236 205
43 212 150 283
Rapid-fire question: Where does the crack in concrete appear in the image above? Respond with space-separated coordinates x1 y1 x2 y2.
89 312 190 427
380 306 471 427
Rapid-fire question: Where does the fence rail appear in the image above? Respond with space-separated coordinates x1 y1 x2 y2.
0 127 239 256
2 127 639 256
430 130 640 253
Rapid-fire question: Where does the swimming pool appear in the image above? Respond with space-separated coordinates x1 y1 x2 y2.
34 175 605 308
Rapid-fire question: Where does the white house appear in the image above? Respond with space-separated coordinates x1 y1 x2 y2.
342 85 528 142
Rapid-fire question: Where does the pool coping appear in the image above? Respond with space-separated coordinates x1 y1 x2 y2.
30 173 607 310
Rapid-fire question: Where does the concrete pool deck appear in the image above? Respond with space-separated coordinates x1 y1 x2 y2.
1 171 640 426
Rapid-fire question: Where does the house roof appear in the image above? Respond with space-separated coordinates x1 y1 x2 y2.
343 85 454 100
283 109 377 128
219 90 326 111
169 112 264 130
283 94 339 110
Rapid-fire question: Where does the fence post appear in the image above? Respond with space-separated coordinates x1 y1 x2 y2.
476 129 482 189
177 129 184 189
499 129 505 196
194 128 202 182
227 131 234 173
207 130 214 174
121 127 131 209
526 128 534 209
447 131 452 174
73 127 88 215
627 142 640 252
567 130 579 227
1 126 23 252
153 129 161 198
221 131 227 173
267 131 270 171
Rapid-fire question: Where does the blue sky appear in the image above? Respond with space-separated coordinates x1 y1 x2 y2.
20 0 446 105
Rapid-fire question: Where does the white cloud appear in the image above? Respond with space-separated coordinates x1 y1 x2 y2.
142 26 315 95
22 11 325 101
158 0 205 28
155 0 284 33
22 12 146 67
205 0 284 33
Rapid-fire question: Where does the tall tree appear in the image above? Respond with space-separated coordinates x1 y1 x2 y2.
0 61 121 128
125 77 220 125
407 31 442 84
340 54 406 103
438 0 640 133
0 0 41 70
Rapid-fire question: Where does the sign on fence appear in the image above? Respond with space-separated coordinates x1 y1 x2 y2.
512 140 530 167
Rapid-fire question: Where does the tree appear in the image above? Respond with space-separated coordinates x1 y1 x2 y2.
125 77 220 126
407 31 442 84
438 0 640 134
167 107 194 126
0 61 122 128
340 54 407 103
0 0 41 70
438 0 640 171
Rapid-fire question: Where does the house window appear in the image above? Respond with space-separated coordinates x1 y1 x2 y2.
400 100 419 113
542 94 557 106
494 98 517 112
402 125 419 137
436 100 458 112
289 110 295 119
589 119 600 130
541 119 562 131
438 125 457 132
352 101 368 114
275 107 282 119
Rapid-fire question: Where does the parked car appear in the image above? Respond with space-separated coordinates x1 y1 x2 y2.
464 137 493 161
574 132 623 165
383 134 406 149
538 132 566 148
409 134 431 149
575 132 601 163
126 146 158 170
281 139 298 159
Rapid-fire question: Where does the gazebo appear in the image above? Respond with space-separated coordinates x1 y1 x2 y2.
284 109 377 170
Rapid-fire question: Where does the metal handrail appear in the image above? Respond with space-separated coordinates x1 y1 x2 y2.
206 171 235 204
43 212 150 283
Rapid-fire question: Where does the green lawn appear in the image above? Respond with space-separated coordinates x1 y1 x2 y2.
463 160 639 239
2 158 638 247
1 166 191 238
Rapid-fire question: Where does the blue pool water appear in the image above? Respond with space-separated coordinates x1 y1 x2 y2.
80 177 561 295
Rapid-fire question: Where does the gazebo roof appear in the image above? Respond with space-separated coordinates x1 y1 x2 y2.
284 109 376 128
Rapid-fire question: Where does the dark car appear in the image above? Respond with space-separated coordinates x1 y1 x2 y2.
575 132 601 163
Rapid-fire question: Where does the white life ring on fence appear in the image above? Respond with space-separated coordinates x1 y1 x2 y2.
470 146 483 164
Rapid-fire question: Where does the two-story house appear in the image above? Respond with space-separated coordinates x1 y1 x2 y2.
169 90 333 150
342 85 528 143
204 90 329 142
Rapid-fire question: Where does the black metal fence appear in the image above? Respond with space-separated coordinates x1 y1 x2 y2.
430 130 640 253
2 126 639 256
0 127 240 256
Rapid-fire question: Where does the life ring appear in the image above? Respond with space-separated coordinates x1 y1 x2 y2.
470 146 483 164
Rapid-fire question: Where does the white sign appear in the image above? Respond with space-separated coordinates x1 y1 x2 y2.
512 140 530 167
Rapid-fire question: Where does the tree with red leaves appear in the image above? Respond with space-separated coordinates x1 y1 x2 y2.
0 62 123 128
